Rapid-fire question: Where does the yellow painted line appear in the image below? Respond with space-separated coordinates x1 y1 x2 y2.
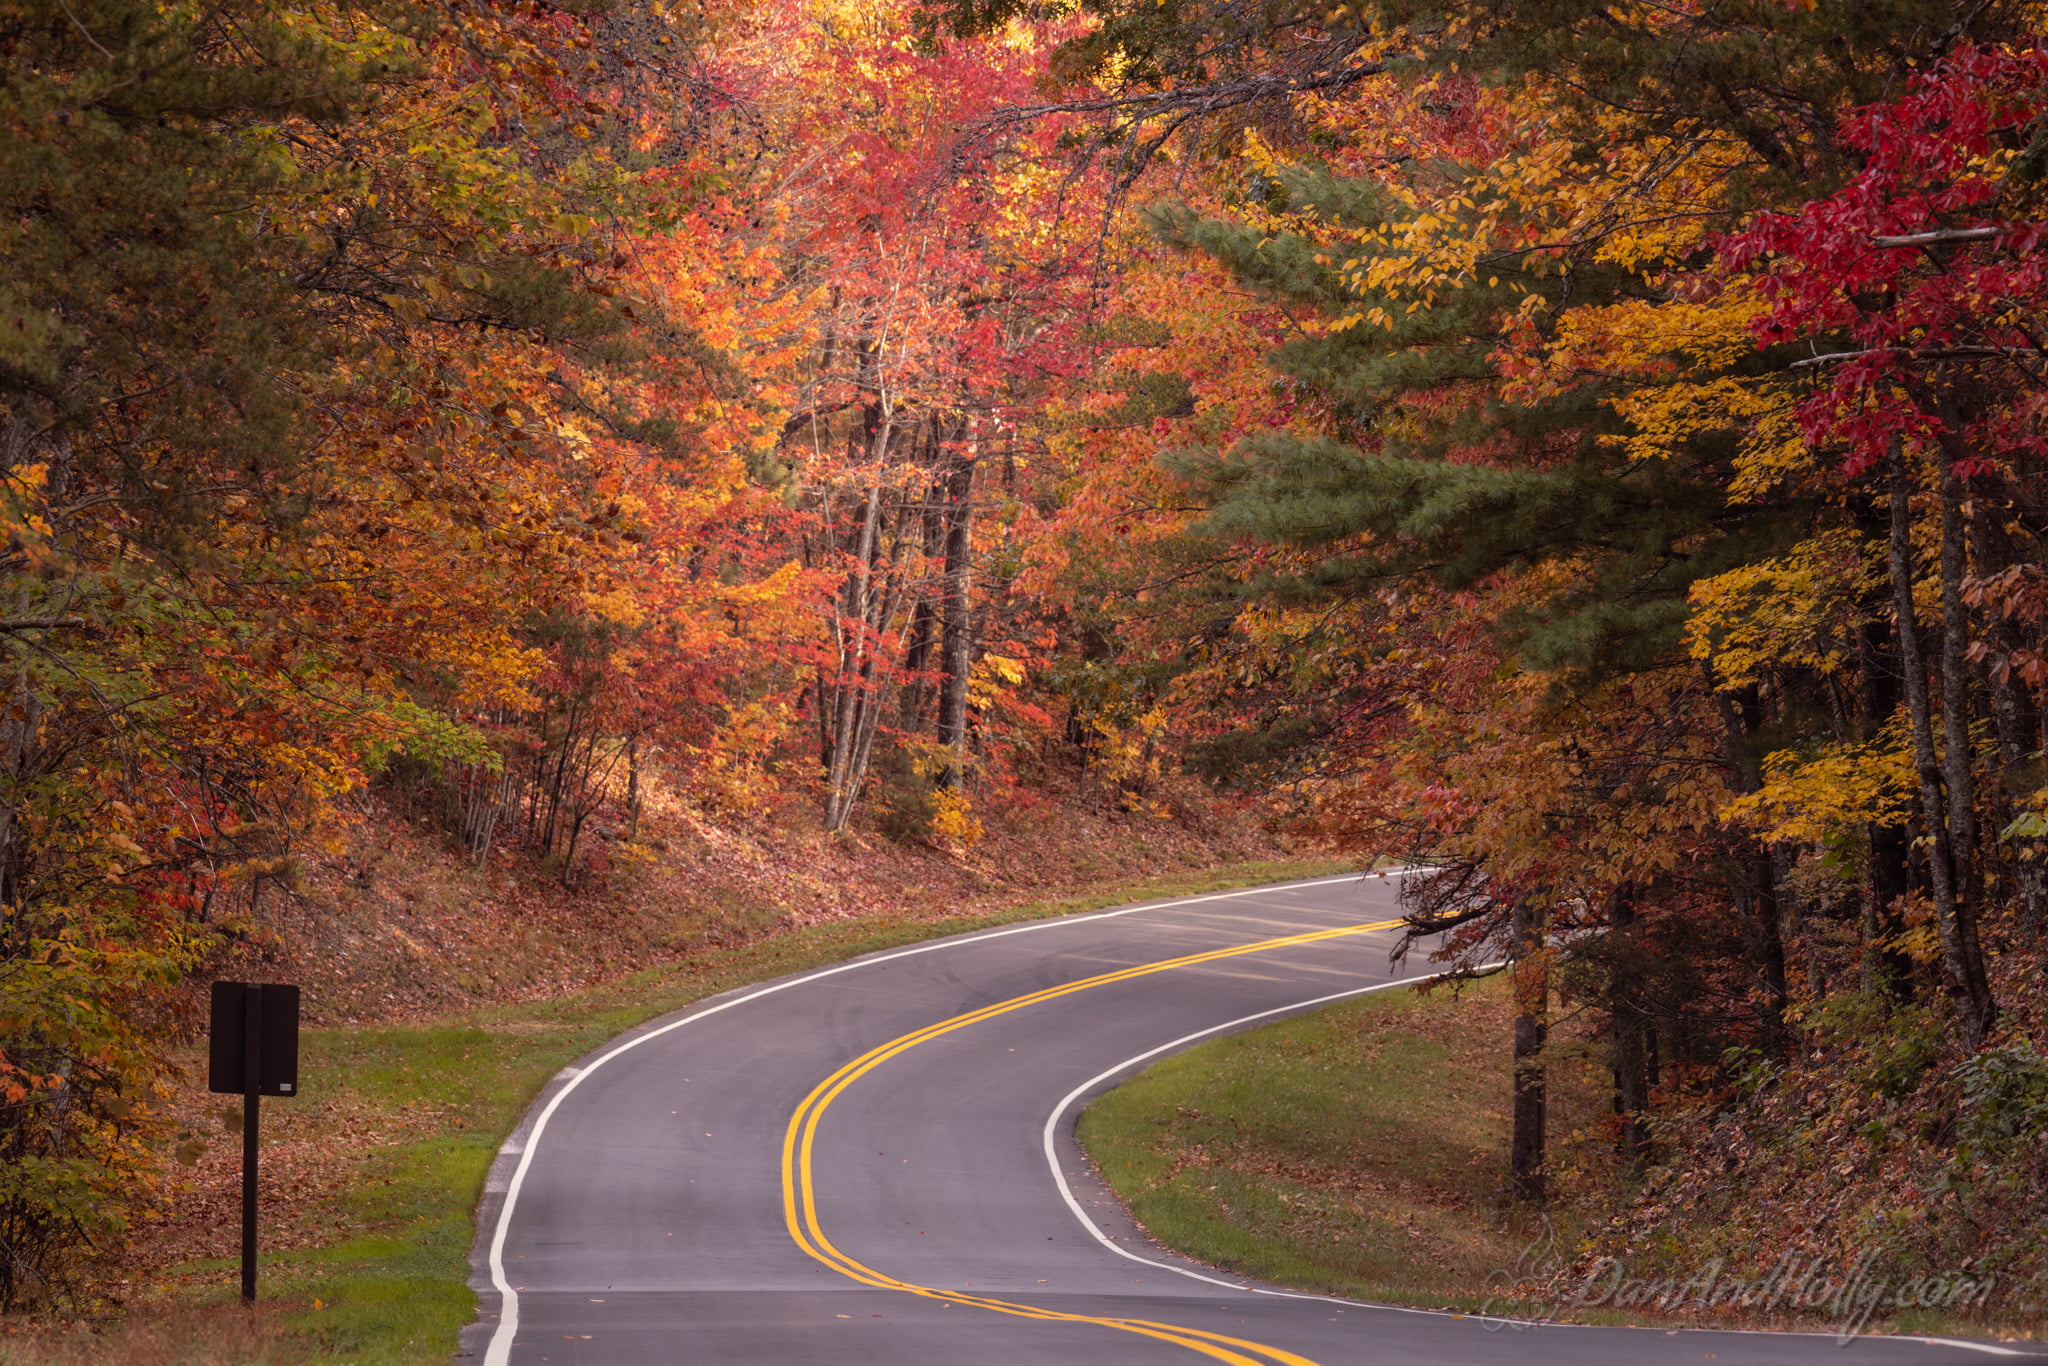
780 917 1406 1365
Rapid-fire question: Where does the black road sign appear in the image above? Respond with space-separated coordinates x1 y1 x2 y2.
208 981 301 1301
208 982 299 1096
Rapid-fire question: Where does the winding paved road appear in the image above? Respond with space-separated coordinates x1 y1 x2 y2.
462 873 2036 1364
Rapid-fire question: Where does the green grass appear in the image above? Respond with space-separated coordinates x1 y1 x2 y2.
1077 975 1566 1316
1077 976 2048 1344
122 856 1351 1366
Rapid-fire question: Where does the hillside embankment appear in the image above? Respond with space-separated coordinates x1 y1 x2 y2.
202 767 1292 1026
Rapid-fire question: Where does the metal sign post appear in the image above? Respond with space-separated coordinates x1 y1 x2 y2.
208 982 300 1302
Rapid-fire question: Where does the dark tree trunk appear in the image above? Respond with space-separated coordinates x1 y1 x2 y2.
900 437 948 729
1937 445 1982 913
1509 896 1548 1206
624 734 643 843
1889 452 1996 1049
1934 437 1997 1043
902 598 936 728
1745 849 1792 1049
1858 612 1915 1001
1605 883 1651 1170
1777 843 1825 1001
1709 677 1792 1049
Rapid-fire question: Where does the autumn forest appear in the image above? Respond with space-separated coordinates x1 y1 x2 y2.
6 0 2048 1342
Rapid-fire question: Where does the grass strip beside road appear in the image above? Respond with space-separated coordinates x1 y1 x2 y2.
1076 976 1545 1316
22 856 1351 1366
1073 976 2036 1343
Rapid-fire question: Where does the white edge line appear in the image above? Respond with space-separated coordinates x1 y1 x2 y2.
1042 968 1487 1315
478 869 1408 1366
1039 977 2046 1359
1908 1342 2037 1359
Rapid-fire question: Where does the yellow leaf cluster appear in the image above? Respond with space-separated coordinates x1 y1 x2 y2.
1686 531 1880 691
1721 727 1918 845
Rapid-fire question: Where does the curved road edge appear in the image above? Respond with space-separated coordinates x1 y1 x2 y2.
457 871 1387 1363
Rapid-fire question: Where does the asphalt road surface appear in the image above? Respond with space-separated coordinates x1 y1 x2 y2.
463 872 2038 1365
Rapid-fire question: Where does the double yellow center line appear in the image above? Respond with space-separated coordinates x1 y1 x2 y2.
779 917 1405 1365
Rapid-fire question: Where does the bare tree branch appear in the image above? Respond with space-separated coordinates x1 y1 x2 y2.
1870 227 2002 248
952 56 1394 190
0 618 87 632
1789 344 2045 368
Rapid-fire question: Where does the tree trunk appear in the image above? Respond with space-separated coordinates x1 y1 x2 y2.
1934 437 1997 1042
1707 676 1792 1048
822 409 892 832
1888 452 1996 1049
1745 849 1791 1049
1937 445 1982 917
902 600 936 727
537 694 585 857
624 734 643 842
1605 883 1651 1170
1509 895 1548 1206
934 448 977 790
1774 843 1824 1001
900 472 945 729
840 532 913 821
1857 611 1915 1002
